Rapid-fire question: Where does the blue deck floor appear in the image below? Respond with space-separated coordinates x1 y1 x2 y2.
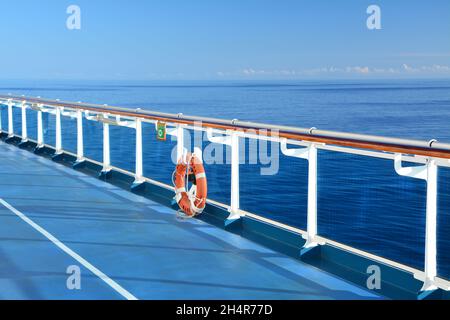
0 141 382 300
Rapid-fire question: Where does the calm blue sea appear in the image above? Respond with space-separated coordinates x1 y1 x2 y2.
1 79 449 279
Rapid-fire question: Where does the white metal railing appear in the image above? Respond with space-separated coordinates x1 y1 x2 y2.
0 96 449 292
394 154 439 291
206 128 242 221
280 139 323 249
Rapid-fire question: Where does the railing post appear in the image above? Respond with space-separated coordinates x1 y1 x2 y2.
206 128 242 223
36 106 44 149
101 114 111 175
176 125 184 162
280 139 323 250
394 154 438 292
166 123 187 163
133 118 144 187
229 131 240 220
20 100 28 143
7 99 13 137
55 107 62 155
423 159 438 292
76 110 85 163
305 144 318 248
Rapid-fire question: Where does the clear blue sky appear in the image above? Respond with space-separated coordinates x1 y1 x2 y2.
0 0 449 80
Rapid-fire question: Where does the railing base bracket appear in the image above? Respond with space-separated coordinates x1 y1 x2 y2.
5 136 16 144
51 152 64 162
73 159 86 169
300 244 321 259
302 234 325 249
33 145 45 154
417 288 440 300
224 217 242 229
98 170 112 180
131 181 146 192
18 140 31 149
419 279 439 293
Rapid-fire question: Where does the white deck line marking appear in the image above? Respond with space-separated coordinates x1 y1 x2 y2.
0 198 137 300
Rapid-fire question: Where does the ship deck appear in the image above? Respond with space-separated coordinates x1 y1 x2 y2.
0 141 381 300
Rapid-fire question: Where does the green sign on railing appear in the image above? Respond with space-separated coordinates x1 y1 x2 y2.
156 121 166 141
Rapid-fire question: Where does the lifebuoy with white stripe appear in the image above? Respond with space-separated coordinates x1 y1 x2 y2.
174 153 207 217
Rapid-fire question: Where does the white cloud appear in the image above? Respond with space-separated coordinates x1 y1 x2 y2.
216 64 450 78
421 64 450 73
345 66 370 74
402 64 417 72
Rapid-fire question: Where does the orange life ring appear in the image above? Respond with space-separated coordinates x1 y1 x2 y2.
174 153 207 217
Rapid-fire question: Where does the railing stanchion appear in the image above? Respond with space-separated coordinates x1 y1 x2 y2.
229 131 240 219
165 123 187 163
394 154 438 292
280 139 323 250
133 118 145 187
20 100 28 143
176 125 184 162
206 128 242 223
55 107 62 155
36 105 44 150
423 159 438 292
280 138 322 249
7 99 13 137
101 114 111 176
305 144 318 248
74 109 85 165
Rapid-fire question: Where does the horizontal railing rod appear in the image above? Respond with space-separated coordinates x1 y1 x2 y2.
2 95 450 159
